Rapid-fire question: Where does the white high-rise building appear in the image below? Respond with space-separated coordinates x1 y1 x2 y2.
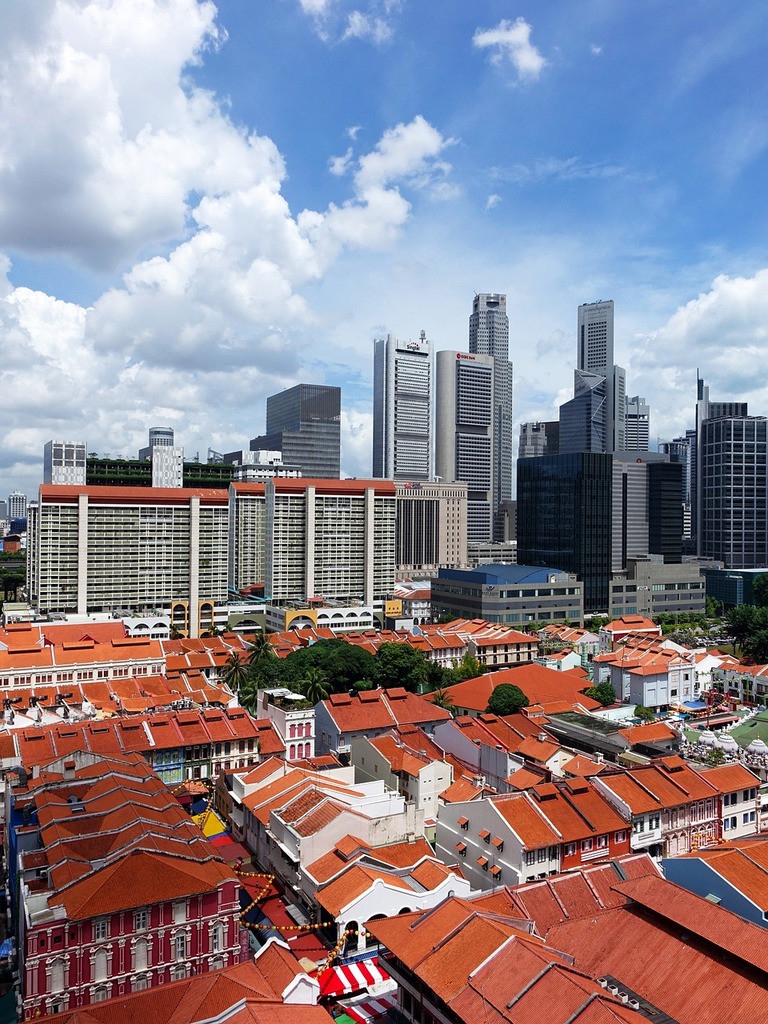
151 446 184 488
469 294 512 539
8 491 27 519
372 331 434 482
435 350 494 543
625 396 650 451
43 441 86 485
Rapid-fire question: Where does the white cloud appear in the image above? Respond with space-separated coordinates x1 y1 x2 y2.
0 0 238 269
343 11 393 44
495 156 630 186
591 44 603 56
473 17 547 81
628 269 768 441
329 147 355 176
486 193 502 210
0 2 455 492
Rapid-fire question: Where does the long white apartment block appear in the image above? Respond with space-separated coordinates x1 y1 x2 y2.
29 485 229 637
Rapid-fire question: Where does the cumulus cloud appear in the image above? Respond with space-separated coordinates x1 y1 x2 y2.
0 2 455 491
485 194 502 210
343 11 393 44
629 269 768 440
473 17 547 81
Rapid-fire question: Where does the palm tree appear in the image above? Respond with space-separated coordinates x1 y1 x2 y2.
221 651 249 696
247 630 277 689
239 676 262 717
247 630 274 666
300 667 331 706
431 687 455 716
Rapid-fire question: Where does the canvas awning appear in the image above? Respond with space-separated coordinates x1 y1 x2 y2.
318 957 390 998
342 992 398 1023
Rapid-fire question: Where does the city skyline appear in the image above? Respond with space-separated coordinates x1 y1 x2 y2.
1 2 768 498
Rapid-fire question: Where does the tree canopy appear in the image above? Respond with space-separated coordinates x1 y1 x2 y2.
486 683 529 716
375 642 429 692
584 681 616 706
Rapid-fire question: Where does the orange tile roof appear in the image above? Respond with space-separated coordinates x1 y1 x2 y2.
697 763 761 793
40 958 332 1024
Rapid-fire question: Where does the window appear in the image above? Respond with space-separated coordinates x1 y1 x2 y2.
581 838 593 853
615 831 627 843
743 811 756 825
132 977 149 993
549 846 559 860
564 842 576 857
94 948 108 983
175 931 187 961
525 851 536 866
94 919 108 942
537 848 547 863
597 835 608 849
134 909 148 932
134 938 148 972
173 902 186 925
211 923 224 954
92 987 110 1003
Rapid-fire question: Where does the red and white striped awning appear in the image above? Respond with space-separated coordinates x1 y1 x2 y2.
318 957 390 998
343 992 398 1023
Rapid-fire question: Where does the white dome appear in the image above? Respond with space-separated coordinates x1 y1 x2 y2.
697 730 717 746
716 734 739 752
748 737 768 754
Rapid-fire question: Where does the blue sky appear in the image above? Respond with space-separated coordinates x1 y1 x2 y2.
2 0 768 498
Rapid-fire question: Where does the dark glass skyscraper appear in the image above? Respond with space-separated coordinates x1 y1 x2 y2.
517 452 612 613
251 383 341 478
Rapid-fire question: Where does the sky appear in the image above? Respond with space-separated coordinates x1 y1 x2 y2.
2 0 768 499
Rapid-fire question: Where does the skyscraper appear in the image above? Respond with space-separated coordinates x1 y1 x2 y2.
43 441 87 485
372 331 433 481
435 350 494 542
624 396 650 451
699 413 767 567
469 293 512 539
561 300 626 454
251 383 341 479
139 426 175 461
518 421 559 459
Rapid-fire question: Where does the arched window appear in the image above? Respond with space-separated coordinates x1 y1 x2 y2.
134 938 148 972
94 947 108 983
50 958 65 994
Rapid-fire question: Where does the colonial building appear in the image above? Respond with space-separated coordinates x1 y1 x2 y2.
7 752 243 1019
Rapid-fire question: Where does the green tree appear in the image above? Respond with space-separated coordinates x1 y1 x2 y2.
300 666 331 705
453 653 483 682
239 676 263 717
280 639 377 693
247 630 280 688
375 643 429 692
424 660 455 692
743 628 768 665
635 704 655 723
725 605 762 649
430 687 455 716
584 681 617 706
753 575 768 608
222 651 249 695
705 746 725 766
486 683 529 716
